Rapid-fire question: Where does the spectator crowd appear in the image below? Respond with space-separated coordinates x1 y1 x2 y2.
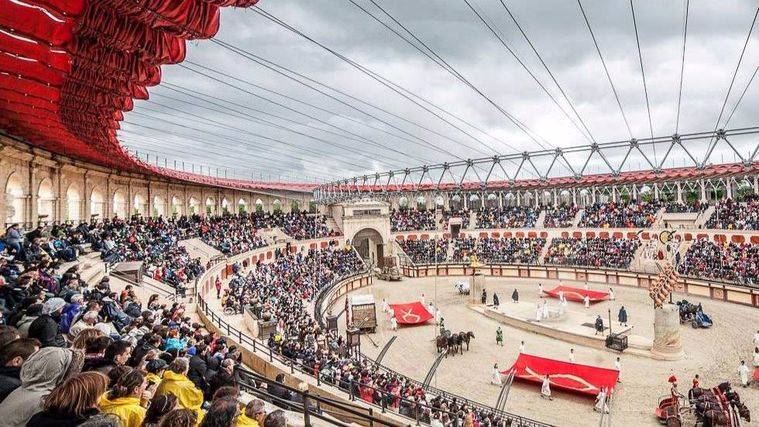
579 201 662 228
390 209 437 232
452 237 545 264
543 237 641 269
543 205 579 228
397 239 449 264
476 207 540 229
678 238 758 285
0 241 291 427
705 198 758 230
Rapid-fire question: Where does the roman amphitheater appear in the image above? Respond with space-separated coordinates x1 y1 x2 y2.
0 1 757 427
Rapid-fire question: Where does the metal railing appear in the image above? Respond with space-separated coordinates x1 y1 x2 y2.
234 365 402 427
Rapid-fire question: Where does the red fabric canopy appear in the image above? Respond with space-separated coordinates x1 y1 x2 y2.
544 285 609 303
0 0 320 193
503 353 619 397
389 302 433 325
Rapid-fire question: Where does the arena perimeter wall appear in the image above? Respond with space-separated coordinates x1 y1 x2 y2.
399 264 759 308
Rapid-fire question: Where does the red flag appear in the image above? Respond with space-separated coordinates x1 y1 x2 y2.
389 301 433 325
544 285 609 303
503 353 619 397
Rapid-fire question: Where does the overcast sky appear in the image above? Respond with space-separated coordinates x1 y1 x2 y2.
120 0 759 183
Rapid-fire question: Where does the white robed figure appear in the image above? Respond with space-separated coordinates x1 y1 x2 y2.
541 375 552 400
427 302 436 316
535 301 543 321
558 290 564 303
738 361 750 386
594 388 609 413
583 294 590 309
542 300 549 319
538 283 543 297
390 315 398 331
381 298 389 313
421 293 426 306
435 308 443 325
491 364 502 385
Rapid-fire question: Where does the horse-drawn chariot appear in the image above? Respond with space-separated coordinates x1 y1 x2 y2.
655 382 750 426
676 299 713 328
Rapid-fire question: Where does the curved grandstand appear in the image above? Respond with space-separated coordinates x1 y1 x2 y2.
1 1 758 426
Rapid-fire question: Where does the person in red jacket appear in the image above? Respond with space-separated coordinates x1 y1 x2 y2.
215 277 222 299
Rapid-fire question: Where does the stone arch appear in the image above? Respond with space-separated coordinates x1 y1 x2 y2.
290 199 300 212
415 195 426 210
255 198 264 213
153 195 166 217
435 195 445 207
113 189 127 218
37 177 54 222
237 198 247 213
188 196 200 215
90 186 105 220
450 194 463 210
486 193 498 208
4 172 25 224
272 199 282 213
65 183 83 222
351 227 386 265
221 197 231 214
171 196 183 216
133 193 147 216
205 197 216 215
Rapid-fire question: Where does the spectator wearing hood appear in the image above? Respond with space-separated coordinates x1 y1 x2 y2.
0 338 39 401
59 294 84 335
145 359 167 388
0 347 84 426
28 298 67 348
154 358 204 422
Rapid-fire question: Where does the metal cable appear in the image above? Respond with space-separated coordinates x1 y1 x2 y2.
575 0 634 139
675 0 690 133
629 0 656 162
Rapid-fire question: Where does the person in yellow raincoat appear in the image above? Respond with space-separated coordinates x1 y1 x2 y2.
236 398 266 426
145 359 167 388
154 358 204 421
98 368 148 427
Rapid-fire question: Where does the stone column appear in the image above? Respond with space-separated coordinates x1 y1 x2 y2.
28 164 37 227
651 304 684 360
83 172 91 220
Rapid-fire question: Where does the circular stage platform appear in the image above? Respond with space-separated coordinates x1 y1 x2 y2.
334 276 759 426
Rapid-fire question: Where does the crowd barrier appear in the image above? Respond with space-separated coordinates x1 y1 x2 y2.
399 263 759 308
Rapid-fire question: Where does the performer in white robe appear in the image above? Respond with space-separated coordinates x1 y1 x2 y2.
584 294 590 309
608 288 615 301
558 290 564 303
738 360 749 387
491 364 502 385
435 308 443 325
519 341 525 353
427 302 436 316
421 293 426 306
381 298 389 313
542 300 549 319
584 282 589 291
538 283 543 297
541 375 552 400
594 388 608 413
390 315 398 331
535 301 543 321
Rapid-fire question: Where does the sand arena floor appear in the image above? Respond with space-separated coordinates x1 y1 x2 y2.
335 276 759 426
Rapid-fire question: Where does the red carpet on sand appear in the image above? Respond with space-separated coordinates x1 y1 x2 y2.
544 285 609 302
503 353 619 397
389 301 433 325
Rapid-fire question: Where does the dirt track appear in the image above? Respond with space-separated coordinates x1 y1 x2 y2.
336 276 759 426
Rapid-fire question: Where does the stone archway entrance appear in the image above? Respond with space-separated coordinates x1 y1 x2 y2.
352 227 385 267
